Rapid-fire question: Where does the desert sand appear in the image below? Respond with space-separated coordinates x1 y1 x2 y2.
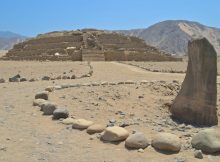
122 60 220 75
0 61 220 162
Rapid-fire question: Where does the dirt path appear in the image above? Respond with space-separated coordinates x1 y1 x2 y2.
89 62 185 82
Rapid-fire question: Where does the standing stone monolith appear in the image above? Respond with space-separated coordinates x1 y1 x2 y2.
170 38 218 126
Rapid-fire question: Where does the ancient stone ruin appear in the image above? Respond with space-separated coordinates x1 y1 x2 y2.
170 38 218 126
3 29 181 61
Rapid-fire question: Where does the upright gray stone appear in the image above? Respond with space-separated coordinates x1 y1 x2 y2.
170 38 218 126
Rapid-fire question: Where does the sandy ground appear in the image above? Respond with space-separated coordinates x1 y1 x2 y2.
0 61 220 162
122 61 220 75
0 61 90 80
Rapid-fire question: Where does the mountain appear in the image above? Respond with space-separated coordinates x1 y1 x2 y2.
116 20 220 56
0 31 27 50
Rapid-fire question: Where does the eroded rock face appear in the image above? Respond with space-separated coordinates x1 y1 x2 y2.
170 38 218 126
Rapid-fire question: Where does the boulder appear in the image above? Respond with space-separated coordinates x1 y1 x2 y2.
53 108 69 119
125 132 150 149
35 91 49 100
69 84 81 88
91 82 99 86
151 133 181 152
101 81 108 85
191 127 220 153
109 82 117 85
45 86 54 92
9 74 20 82
41 102 57 115
87 124 105 134
0 78 5 83
56 75 62 80
125 80 135 84
194 150 203 159
137 148 144 153
101 126 129 142
62 118 75 125
140 80 148 84
170 38 218 126
62 75 70 80
29 78 36 82
33 99 47 107
61 84 70 89
72 119 94 129
117 81 125 85
20 78 27 82
42 76 50 81
54 85 62 90
83 74 91 77
71 75 76 79
82 83 90 86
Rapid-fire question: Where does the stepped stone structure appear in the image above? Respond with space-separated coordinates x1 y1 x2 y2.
3 29 181 61
170 38 218 126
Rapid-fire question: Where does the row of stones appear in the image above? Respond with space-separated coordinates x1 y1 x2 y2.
0 62 93 84
33 92 182 153
47 80 181 91
0 73 90 83
33 82 220 159
43 79 220 91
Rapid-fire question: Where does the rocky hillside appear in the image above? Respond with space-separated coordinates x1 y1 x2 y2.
117 20 220 56
0 31 27 50
4 29 180 61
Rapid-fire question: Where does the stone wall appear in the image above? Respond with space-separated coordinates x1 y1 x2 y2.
82 49 105 61
104 51 182 61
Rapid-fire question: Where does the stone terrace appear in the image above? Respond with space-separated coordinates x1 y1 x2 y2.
3 29 182 61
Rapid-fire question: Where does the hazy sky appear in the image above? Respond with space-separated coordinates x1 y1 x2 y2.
1 0 220 36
